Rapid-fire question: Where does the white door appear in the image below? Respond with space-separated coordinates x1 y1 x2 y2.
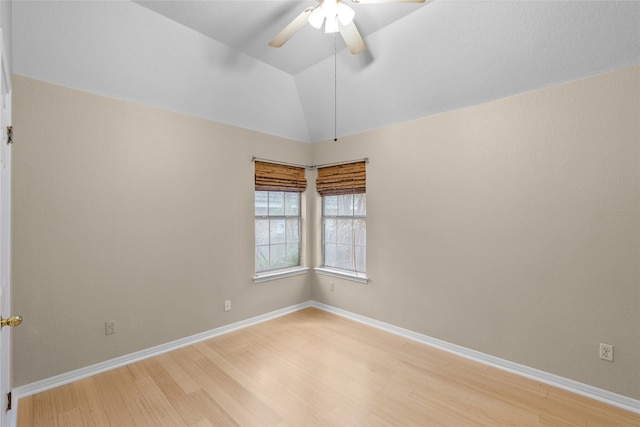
0 29 16 427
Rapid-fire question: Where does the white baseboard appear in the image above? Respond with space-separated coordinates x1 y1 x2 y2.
11 299 639 419
12 301 312 401
310 301 640 415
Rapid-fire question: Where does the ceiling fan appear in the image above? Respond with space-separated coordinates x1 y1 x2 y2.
269 0 425 55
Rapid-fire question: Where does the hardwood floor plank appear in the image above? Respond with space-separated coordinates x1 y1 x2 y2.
194 350 282 424
189 419 215 427
72 378 111 427
165 344 275 426
34 388 61 427
17 308 640 426
157 352 201 395
57 407 84 426
191 342 283 426
16 392 35 427
326 402 390 427
92 369 136 427
134 375 188 427
187 389 240 427
124 396 167 427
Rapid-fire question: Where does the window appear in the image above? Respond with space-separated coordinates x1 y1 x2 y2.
254 161 306 278
316 161 367 279
255 191 301 272
322 193 366 272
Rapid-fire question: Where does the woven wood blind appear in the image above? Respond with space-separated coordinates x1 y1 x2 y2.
316 161 366 196
255 161 307 192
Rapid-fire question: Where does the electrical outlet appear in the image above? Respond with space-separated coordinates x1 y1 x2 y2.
599 343 613 362
330 282 335 292
105 321 116 335
224 300 231 312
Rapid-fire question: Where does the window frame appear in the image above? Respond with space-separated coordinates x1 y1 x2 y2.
253 190 308 283
316 193 368 283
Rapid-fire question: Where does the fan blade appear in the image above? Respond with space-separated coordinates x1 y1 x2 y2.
269 7 314 48
339 21 367 55
352 0 425 3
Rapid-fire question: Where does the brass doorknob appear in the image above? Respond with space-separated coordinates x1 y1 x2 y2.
0 315 22 328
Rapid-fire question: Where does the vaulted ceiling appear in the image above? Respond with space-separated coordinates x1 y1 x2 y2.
11 1 640 142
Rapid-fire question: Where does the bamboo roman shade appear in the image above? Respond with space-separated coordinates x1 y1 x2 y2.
316 161 366 196
254 161 307 192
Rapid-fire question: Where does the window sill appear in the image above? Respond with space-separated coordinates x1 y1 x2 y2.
314 267 368 284
253 267 309 284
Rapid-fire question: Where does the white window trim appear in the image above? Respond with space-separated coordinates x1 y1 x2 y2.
253 266 309 284
255 190 304 276
314 267 368 284
319 193 367 282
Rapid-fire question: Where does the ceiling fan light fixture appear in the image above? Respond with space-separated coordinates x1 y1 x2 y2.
324 16 339 33
308 0 353 33
308 7 325 29
337 2 355 25
270 0 424 50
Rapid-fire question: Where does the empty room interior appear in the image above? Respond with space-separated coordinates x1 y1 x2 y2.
3 0 640 425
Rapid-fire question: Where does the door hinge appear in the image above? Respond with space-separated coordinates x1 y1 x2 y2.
6 392 11 411
6 126 12 145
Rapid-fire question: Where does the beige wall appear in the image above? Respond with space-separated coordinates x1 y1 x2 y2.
13 66 640 400
311 66 640 399
12 76 312 386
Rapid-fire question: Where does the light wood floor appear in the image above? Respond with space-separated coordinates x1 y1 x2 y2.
17 308 640 426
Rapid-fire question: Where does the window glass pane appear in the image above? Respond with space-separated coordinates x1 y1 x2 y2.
270 219 285 244
353 219 366 245
270 244 287 270
255 246 269 273
323 196 338 216
284 192 300 216
355 245 366 272
286 218 299 243
256 189 301 273
336 244 354 270
324 243 337 268
354 194 366 216
337 219 353 244
255 219 269 246
321 193 366 274
268 192 284 216
286 243 300 266
337 194 353 216
324 218 337 243
255 191 268 216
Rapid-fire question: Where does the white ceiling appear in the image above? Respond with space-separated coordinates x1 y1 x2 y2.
134 0 426 75
11 1 640 143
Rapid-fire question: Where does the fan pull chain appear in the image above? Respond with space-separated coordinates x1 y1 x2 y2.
334 31 338 142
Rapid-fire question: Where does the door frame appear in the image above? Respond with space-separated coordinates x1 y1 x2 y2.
0 27 14 427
